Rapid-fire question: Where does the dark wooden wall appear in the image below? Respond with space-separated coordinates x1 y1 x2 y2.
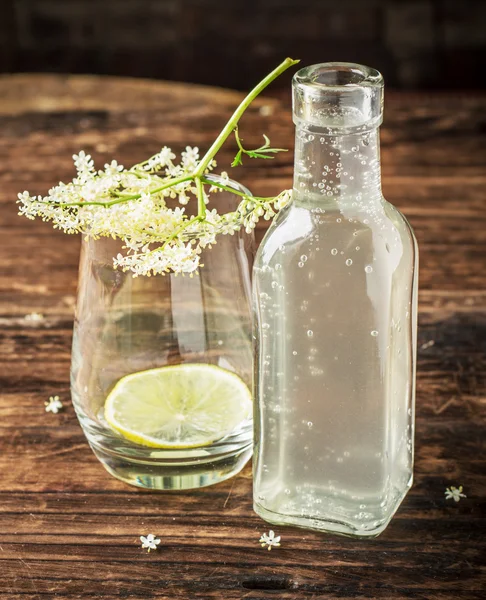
1 0 486 90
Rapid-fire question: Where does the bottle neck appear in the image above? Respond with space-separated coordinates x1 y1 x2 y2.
293 125 382 209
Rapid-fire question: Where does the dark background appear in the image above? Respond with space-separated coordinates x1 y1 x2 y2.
1 0 486 91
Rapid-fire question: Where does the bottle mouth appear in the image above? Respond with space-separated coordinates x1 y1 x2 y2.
295 63 383 89
293 62 384 133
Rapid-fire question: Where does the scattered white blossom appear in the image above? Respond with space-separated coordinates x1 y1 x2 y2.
259 530 281 551
18 148 291 276
445 486 466 502
140 533 161 552
45 395 63 414
259 104 274 117
24 312 44 322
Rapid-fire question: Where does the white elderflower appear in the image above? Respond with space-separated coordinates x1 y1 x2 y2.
274 189 292 210
143 147 176 172
24 312 44 322
103 160 124 177
45 395 63 414
17 58 300 276
177 191 190 206
445 486 466 502
73 151 95 183
181 146 200 172
140 534 161 552
259 530 281 551
73 150 94 172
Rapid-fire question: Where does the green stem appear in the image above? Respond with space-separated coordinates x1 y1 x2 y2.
200 177 248 198
195 177 206 218
234 126 245 153
200 177 278 203
49 174 193 208
160 216 202 251
193 57 299 177
121 175 193 202
43 197 136 209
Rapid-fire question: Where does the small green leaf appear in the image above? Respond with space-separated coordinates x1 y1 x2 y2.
247 152 275 160
232 129 288 166
231 150 243 168
258 148 288 154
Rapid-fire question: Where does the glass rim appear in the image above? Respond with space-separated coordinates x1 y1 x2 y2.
204 173 252 198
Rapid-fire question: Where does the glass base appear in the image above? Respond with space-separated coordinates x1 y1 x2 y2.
253 482 412 538
90 440 252 490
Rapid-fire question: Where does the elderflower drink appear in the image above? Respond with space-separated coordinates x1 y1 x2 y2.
71 180 255 490
253 63 418 536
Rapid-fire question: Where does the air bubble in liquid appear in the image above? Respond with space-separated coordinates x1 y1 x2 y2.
371 330 379 337
365 265 373 273
331 248 338 255
307 330 314 338
346 259 353 266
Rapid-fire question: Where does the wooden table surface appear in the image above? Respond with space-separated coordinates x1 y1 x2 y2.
0 74 485 599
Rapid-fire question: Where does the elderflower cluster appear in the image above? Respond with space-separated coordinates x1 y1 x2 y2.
18 148 291 276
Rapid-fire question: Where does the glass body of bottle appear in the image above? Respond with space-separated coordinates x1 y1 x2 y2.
252 63 418 537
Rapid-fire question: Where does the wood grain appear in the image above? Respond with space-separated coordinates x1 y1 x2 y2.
0 75 485 599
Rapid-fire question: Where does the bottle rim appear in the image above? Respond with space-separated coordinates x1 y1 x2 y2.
294 63 383 92
292 62 384 134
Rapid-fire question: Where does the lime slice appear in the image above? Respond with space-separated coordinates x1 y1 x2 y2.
104 364 252 449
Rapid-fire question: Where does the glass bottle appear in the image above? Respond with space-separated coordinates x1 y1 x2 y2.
253 63 418 537
71 177 255 490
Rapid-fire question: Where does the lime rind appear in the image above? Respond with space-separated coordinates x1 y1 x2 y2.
104 364 252 449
